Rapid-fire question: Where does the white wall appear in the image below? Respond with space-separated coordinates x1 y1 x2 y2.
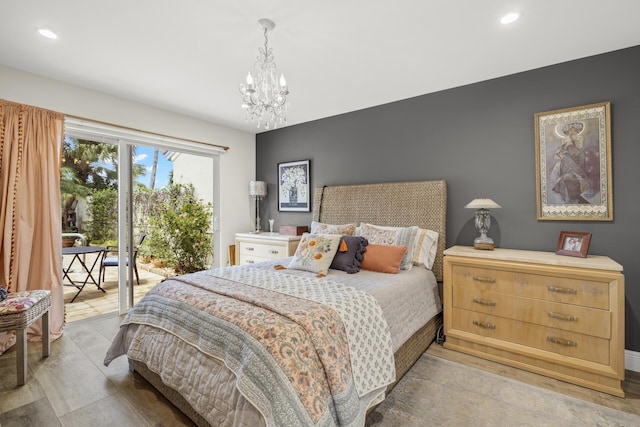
172 152 215 207
0 65 255 267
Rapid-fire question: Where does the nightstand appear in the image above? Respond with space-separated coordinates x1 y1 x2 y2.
234 232 302 266
443 245 625 397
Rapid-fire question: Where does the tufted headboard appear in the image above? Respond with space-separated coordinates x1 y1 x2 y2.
312 180 447 281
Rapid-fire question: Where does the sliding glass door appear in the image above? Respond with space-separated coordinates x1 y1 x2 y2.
63 119 221 317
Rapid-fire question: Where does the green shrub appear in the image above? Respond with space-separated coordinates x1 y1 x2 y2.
147 183 213 273
85 188 118 243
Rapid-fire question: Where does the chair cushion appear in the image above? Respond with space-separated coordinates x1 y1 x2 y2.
0 290 50 315
102 257 129 267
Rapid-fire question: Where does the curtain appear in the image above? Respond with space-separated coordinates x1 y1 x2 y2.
0 99 65 353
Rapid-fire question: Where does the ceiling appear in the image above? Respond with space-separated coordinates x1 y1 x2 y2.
2 1 640 134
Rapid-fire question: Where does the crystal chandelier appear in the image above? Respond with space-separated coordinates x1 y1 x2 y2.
239 19 289 130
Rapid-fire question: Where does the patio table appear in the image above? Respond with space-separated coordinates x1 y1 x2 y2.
62 246 105 303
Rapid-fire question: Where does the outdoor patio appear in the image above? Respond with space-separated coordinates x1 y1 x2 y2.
62 250 171 323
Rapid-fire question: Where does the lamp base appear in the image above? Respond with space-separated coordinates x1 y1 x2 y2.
473 234 495 250
473 242 495 250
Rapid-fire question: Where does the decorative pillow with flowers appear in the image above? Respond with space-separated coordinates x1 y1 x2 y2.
310 221 356 236
287 233 343 275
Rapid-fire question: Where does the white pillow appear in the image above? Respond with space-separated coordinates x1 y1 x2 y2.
413 228 439 270
287 233 343 275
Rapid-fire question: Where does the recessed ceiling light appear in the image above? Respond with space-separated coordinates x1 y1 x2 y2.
500 12 520 25
36 27 59 39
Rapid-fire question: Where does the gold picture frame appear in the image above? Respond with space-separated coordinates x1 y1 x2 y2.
535 101 613 221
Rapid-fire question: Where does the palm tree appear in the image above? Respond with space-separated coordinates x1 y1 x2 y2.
62 138 118 189
149 148 159 190
62 138 147 190
60 138 147 231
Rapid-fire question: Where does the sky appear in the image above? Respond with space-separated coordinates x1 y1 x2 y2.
133 146 173 189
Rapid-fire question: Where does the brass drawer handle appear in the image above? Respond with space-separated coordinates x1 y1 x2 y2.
473 320 496 329
547 286 577 294
473 298 496 306
547 336 577 347
473 276 496 283
548 312 577 322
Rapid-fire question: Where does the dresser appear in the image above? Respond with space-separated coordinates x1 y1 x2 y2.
234 232 301 266
443 245 625 397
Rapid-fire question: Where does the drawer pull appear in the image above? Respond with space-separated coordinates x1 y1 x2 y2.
547 336 577 347
547 286 577 294
246 260 255 264
246 247 255 251
548 312 577 322
473 298 496 306
472 320 496 329
269 250 280 254
473 276 496 283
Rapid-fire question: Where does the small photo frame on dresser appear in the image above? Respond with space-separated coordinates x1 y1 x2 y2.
556 231 591 258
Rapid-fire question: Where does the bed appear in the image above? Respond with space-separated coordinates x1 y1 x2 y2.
104 180 447 427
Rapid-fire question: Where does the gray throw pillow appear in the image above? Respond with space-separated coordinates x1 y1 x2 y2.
330 236 368 274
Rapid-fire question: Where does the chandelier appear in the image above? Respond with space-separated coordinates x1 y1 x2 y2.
239 19 289 130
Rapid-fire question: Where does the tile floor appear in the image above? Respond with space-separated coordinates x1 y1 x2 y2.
0 312 195 426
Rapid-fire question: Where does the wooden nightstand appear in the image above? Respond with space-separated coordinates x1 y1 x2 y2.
234 232 302 266
443 245 625 397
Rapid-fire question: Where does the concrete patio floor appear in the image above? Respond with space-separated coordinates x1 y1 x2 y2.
62 250 171 323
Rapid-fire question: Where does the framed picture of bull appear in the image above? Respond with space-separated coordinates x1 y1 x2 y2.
534 101 613 221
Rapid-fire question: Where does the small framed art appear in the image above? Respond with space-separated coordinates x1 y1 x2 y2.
555 231 592 258
278 160 310 212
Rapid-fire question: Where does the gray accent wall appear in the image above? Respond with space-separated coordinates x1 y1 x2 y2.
257 45 640 352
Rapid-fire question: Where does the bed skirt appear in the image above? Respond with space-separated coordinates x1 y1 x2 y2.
129 312 442 426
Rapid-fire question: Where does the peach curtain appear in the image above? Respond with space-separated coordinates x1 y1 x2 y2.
0 99 65 353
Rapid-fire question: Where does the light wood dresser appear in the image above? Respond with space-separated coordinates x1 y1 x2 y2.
443 245 625 397
234 232 301 266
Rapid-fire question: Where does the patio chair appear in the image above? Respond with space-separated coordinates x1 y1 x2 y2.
99 233 146 285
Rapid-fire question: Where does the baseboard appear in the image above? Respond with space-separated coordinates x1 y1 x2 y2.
625 349 640 372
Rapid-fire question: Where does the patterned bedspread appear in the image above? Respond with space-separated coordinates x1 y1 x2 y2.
105 266 395 427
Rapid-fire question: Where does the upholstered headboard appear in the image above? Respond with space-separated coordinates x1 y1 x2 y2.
312 180 447 281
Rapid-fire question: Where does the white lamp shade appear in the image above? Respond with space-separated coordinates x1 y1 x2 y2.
249 180 268 197
465 198 501 209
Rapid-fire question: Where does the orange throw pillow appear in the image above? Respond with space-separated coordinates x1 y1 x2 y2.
360 244 408 274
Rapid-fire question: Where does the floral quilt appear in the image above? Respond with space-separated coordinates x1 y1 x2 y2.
105 266 395 427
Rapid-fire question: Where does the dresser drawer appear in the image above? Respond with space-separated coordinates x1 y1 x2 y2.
239 242 286 259
443 246 625 397
451 265 609 309
451 307 610 365
239 254 272 265
235 233 301 267
452 287 610 338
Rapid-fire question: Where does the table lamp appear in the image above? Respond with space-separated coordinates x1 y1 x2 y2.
249 180 267 233
465 198 501 250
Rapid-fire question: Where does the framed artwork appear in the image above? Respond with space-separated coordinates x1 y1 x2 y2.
555 231 592 258
278 160 310 212
535 101 613 221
